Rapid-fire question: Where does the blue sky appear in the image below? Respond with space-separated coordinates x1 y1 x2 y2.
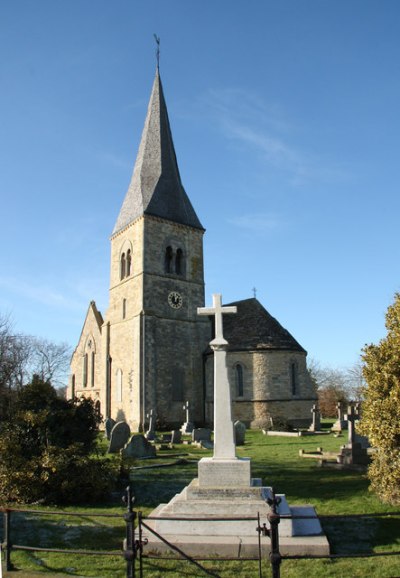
1 1 399 373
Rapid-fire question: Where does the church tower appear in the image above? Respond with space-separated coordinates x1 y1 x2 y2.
102 69 209 430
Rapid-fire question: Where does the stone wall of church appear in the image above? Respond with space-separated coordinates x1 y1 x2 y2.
138 216 209 428
204 349 317 429
103 215 209 431
69 304 103 411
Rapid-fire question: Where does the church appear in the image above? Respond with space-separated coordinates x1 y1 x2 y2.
68 68 317 431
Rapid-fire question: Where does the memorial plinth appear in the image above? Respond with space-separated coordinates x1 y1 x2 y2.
144 294 329 558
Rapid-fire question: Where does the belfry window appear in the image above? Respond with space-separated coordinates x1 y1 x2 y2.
175 248 183 275
120 253 126 280
126 249 131 276
236 364 244 397
165 246 173 273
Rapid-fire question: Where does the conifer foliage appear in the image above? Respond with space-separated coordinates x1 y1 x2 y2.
359 293 400 504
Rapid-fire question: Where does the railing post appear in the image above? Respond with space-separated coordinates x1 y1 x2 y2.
266 490 281 578
4 509 13 571
122 485 136 578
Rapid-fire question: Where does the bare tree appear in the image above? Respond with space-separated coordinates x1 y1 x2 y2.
346 361 365 400
308 358 350 417
27 337 71 388
0 314 72 419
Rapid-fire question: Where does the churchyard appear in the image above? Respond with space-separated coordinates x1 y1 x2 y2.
1 425 400 578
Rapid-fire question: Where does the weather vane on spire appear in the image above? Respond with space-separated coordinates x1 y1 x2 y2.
154 34 160 69
252 287 257 298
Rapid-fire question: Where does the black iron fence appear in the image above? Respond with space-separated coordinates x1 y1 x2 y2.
1 487 400 578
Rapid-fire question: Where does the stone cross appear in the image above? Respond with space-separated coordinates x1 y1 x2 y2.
345 403 359 445
183 400 191 423
309 403 321 432
198 294 237 459
198 294 237 347
146 409 156 440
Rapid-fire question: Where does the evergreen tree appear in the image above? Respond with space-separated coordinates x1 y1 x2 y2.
359 293 400 504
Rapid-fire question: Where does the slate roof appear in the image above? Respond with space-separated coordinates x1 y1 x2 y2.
113 69 203 235
220 298 306 353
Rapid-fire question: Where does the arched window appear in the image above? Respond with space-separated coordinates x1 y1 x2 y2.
122 298 127 319
91 351 95 387
83 353 88 387
116 369 123 403
164 246 173 273
126 249 131 276
95 399 101 416
175 248 183 274
291 362 298 396
120 253 126 280
236 364 244 397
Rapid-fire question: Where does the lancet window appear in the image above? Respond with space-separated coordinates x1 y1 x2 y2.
164 246 173 273
290 362 298 396
120 252 126 280
235 363 244 397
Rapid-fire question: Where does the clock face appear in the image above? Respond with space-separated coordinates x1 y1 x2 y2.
168 291 183 309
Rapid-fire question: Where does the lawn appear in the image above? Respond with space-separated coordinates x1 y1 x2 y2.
1 429 400 577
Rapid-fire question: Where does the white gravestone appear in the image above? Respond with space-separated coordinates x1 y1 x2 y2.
180 400 194 433
145 409 156 441
197 294 251 487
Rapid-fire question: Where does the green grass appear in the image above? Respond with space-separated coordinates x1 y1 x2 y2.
1 429 400 577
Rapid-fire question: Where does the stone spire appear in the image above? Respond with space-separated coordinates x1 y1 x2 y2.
113 70 203 235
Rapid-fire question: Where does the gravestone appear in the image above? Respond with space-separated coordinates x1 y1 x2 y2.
192 428 211 443
234 420 246 445
145 409 156 441
121 434 156 459
144 293 329 558
337 403 369 466
171 430 182 444
104 417 116 440
332 401 348 432
180 400 194 434
308 404 321 432
108 421 131 453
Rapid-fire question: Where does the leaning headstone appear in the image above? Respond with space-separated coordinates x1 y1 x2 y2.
192 428 211 443
145 409 156 441
180 400 194 434
171 430 182 444
308 404 321 432
234 420 246 445
121 434 156 458
104 417 116 440
108 421 131 453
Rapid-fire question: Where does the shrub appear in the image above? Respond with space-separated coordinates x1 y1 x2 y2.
0 376 116 504
359 293 400 505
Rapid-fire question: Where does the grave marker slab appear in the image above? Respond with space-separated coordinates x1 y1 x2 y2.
108 421 131 453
